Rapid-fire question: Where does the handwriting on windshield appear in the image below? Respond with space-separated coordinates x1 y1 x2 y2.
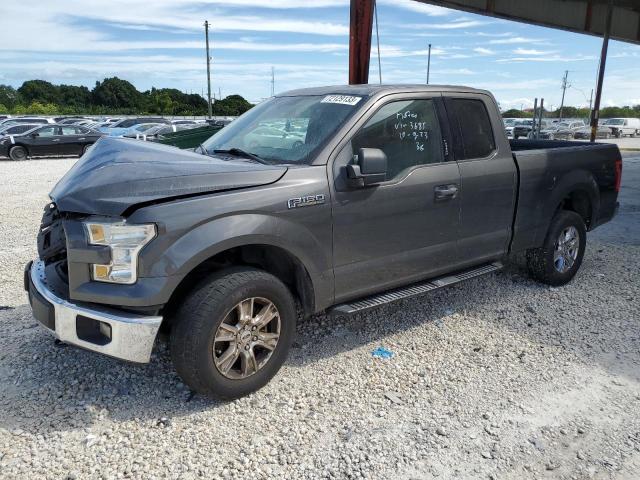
394 110 429 151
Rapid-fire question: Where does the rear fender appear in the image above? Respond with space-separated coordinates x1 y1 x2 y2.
540 168 600 238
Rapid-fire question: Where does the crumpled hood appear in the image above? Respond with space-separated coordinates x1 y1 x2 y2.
51 136 287 216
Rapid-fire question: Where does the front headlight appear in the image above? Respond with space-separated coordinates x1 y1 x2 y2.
84 222 156 284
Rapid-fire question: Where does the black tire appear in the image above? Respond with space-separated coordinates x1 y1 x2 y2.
170 267 296 400
81 143 93 156
526 210 586 286
9 145 27 161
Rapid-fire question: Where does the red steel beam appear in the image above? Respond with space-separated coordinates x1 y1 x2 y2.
349 0 375 84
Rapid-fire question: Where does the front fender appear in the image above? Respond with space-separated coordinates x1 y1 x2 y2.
139 213 334 309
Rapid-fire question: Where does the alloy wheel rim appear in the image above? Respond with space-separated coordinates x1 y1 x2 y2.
213 297 281 380
553 226 579 273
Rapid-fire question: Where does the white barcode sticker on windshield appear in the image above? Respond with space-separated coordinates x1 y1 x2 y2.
321 95 362 106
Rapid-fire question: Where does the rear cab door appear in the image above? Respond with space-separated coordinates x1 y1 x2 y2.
59 126 84 155
442 92 517 266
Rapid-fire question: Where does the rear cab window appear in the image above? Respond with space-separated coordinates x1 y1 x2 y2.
445 97 496 160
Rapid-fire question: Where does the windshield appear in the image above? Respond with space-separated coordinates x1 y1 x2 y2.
603 119 624 125
201 94 362 164
503 119 516 126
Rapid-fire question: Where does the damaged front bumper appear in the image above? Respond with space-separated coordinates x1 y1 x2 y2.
25 260 162 363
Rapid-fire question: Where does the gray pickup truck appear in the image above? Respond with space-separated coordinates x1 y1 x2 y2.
25 85 621 399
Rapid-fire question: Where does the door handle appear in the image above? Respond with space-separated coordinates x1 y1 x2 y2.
78 137 85 140
434 184 459 200
52 139 60 142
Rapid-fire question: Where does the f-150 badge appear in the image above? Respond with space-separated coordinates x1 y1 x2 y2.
287 194 326 209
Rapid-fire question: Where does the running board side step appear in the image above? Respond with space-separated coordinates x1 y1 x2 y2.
330 261 503 316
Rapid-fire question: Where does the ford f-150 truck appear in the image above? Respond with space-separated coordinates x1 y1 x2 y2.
25 85 621 400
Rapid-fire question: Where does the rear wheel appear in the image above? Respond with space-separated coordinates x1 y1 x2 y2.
9 145 27 161
81 143 93 156
526 210 586 286
170 267 296 400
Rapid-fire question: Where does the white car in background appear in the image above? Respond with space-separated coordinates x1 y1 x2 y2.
601 118 640 138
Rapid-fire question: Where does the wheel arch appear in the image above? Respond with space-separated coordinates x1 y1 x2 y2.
162 243 317 330
546 169 600 235
9 142 30 157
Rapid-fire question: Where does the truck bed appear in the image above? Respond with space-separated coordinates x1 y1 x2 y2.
509 138 601 151
508 139 620 253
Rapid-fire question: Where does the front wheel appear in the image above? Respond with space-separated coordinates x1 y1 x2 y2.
526 210 586 286
9 145 27 161
170 267 296 400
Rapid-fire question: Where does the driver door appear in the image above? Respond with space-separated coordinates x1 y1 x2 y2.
29 126 60 156
331 95 462 303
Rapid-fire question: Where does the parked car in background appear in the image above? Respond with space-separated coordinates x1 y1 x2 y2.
99 117 170 136
0 123 42 137
0 115 11 121
510 119 535 139
123 123 197 140
57 117 92 125
208 118 234 128
113 123 163 138
243 125 305 149
171 119 199 125
0 117 54 126
601 118 640 138
538 121 586 140
573 125 612 139
0 124 104 160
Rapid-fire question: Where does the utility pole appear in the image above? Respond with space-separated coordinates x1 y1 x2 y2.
591 1 613 142
426 43 431 85
271 67 275 96
204 20 212 119
559 70 569 121
374 0 382 84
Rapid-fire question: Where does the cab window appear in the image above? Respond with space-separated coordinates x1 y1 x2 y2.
37 126 57 137
351 99 444 181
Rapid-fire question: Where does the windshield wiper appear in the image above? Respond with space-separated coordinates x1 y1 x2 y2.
212 147 270 164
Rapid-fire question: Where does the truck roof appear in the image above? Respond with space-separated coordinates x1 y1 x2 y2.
278 84 491 98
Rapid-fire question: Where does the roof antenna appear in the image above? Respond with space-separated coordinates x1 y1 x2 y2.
374 0 382 84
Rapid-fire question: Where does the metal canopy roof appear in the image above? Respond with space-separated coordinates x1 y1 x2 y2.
416 0 640 45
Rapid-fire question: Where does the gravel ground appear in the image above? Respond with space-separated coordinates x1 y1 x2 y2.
0 155 639 479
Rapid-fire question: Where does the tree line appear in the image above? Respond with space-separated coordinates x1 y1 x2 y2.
502 105 640 119
0 78 254 117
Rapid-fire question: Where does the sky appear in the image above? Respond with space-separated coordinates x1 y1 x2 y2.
1 0 639 110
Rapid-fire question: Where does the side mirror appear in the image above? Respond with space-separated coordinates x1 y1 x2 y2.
31 132 39 137
346 148 387 187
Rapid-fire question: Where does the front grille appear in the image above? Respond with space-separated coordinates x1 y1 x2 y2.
37 203 67 267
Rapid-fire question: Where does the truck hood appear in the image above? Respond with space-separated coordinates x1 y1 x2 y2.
51 137 287 216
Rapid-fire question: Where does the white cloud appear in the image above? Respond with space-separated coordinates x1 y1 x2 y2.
497 55 595 63
489 36 546 45
378 0 452 15
473 47 495 55
403 19 486 30
513 48 556 56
